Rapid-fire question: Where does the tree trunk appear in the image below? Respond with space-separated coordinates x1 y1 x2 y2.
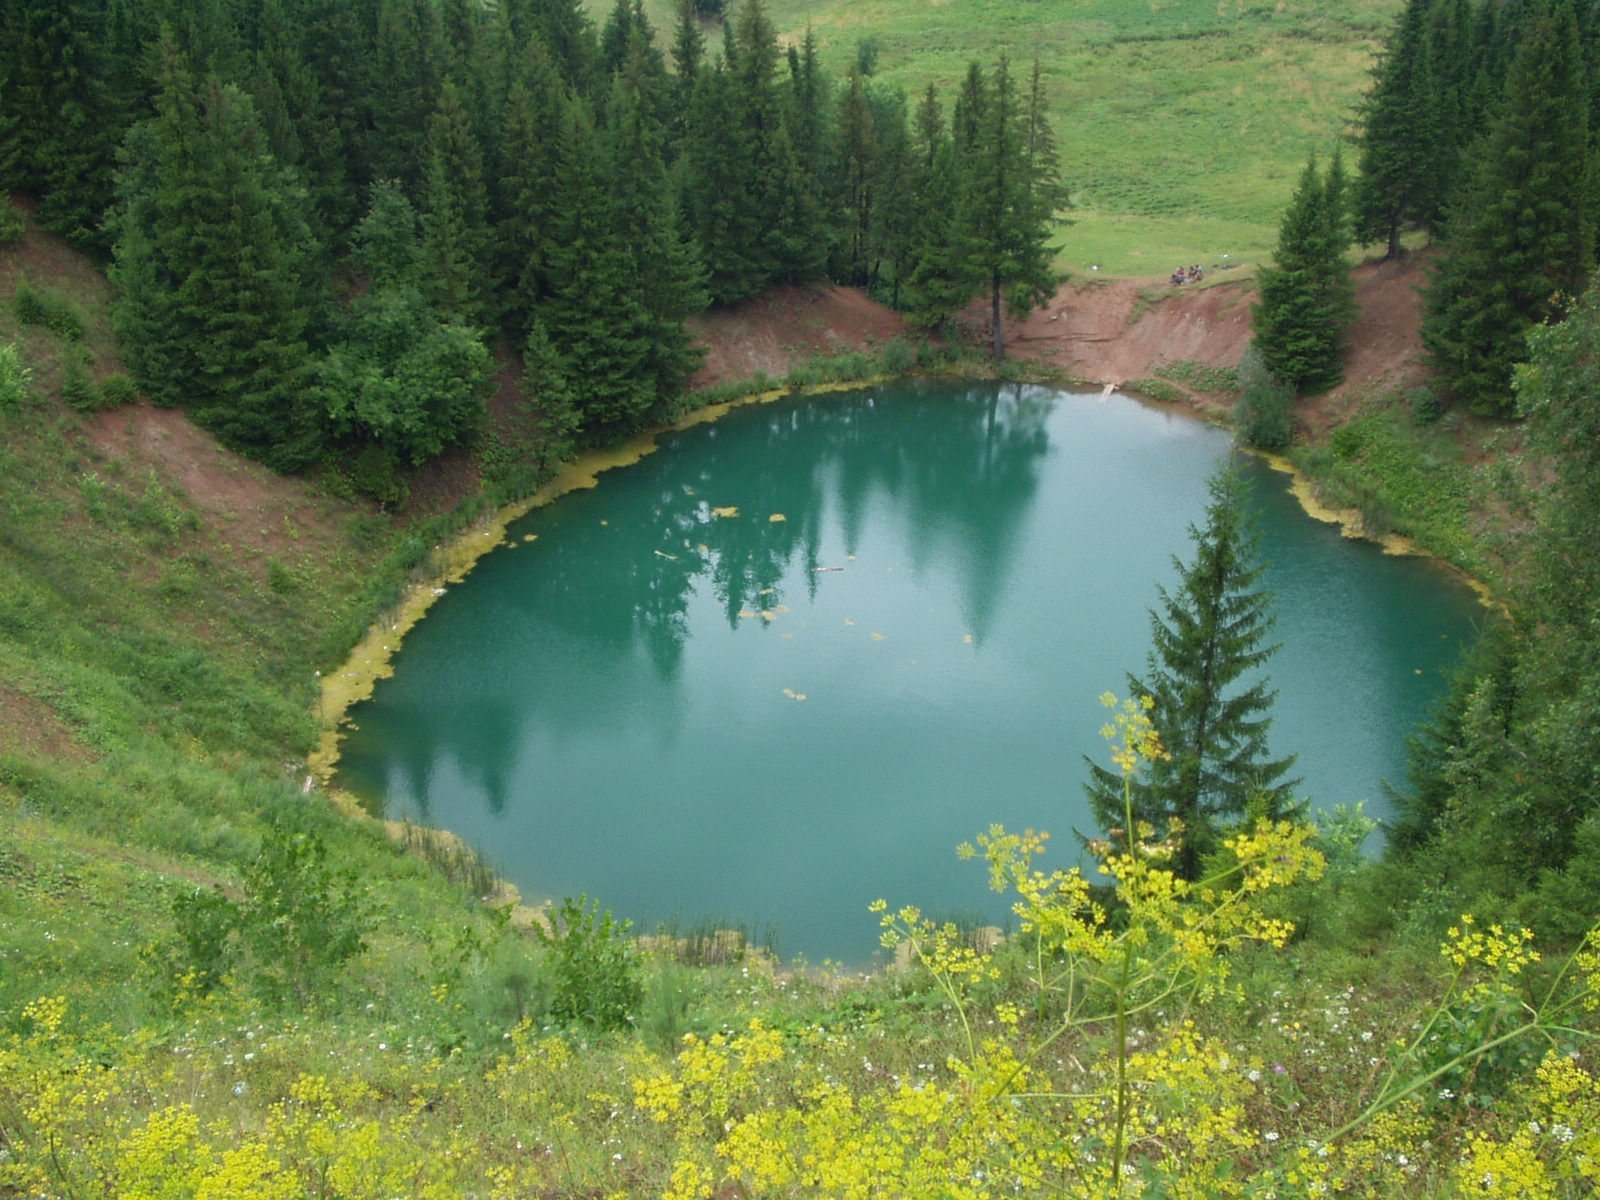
991 268 1003 362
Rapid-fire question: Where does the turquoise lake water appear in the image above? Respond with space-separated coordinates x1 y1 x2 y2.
336 381 1486 963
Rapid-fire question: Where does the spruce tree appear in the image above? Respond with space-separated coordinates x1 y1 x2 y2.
496 37 567 335
370 0 444 202
681 59 763 303
1084 470 1299 880
603 65 709 405
958 55 1059 361
1252 153 1355 393
111 51 319 468
538 100 654 430
1423 0 1593 416
4 0 116 248
834 67 878 286
1355 0 1435 257
420 80 490 325
905 89 976 330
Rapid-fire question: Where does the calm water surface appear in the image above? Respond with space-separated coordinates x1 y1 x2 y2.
337 382 1485 963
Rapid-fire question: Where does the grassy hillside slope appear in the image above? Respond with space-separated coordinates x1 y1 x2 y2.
605 0 1397 274
3 194 1597 1197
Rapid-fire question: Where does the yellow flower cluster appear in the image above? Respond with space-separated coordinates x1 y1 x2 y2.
1442 914 1540 1003
1455 1127 1556 1199
1098 691 1168 776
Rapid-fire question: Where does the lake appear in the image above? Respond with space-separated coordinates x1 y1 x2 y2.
335 381 1485 963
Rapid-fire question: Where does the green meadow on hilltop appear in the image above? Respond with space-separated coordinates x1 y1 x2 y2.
600 0 1396 273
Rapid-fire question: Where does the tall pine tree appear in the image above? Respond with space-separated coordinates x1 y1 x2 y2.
111 48 319 468
1084 470 1299 880
1252 151 1356 393
1423 0 1593 416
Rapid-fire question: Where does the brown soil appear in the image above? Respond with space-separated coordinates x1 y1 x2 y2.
0 681 92 765
998 254 1431 429
83 403 353 579
689 283 911 387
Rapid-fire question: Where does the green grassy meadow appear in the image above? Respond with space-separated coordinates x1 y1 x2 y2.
602 0 1397 274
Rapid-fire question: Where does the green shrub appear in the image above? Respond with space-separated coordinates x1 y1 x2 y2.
0 341 31 412
97 372 139 409
1233 343 1295 451
160 825 372 1007
880 337 918 375
0 201 24 247
531 895 642 1031
12 275 86 341
59 352 98 412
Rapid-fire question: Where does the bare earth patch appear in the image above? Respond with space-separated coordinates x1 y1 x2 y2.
690 283 911 388
83 403 351 576
999 255 1431 429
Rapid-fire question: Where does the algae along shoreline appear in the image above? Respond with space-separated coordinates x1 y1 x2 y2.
308 378 884 797
1255 451 1502 613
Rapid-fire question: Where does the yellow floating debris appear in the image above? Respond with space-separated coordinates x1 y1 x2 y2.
794 693 807 702
711 505 740 519
738 609 757 619
847 554 856 561
870 632 886 642
769 513 787 522
697 543 709 554
782 687 796 698
774 604 790 614
844 618 855 627
761 610 776 621
759 587 775 596
522 533 537 542
963 633 974 645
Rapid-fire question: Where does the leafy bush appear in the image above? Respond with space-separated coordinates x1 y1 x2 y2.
531 895 641 1031
12 275 86 341
0 340 31 412
164 825 372 1006
880 337 917 374
1234 342 1295 450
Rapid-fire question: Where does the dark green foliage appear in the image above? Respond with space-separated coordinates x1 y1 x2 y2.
59 350 98 412
1253 152 1355 393
318 184 491 472
1084 470 1299 879
1423 0 1593 417
958 56 1061 361
531 895 642 1031
834 68 877 286
0 201 23 247
1233 344 1295 451
420 80 491 324
496 37 567 335
12 276 86 341
370 0 445 201
538 101 655 430
2 0 118 248
1355 0 1438 255
111 53 320 469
